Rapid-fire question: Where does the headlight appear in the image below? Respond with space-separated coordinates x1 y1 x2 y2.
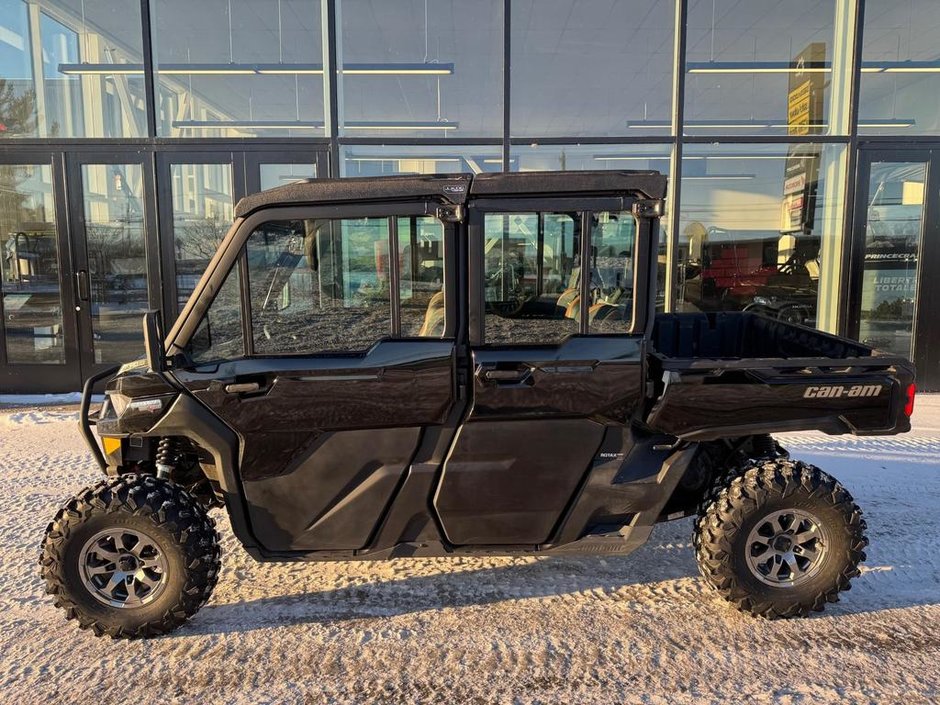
752 296 772 307
108 392 131 416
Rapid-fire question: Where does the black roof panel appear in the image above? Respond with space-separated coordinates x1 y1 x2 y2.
234 170 665 218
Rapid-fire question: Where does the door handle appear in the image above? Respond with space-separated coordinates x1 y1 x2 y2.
76 270 90 302
478 365 533 385
224 381 261 394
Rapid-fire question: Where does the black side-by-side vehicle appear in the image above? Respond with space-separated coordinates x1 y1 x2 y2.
40 171 916 638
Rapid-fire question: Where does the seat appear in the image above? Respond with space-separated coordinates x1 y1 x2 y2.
418 290 446 337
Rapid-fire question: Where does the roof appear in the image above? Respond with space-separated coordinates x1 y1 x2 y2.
234 170 667 218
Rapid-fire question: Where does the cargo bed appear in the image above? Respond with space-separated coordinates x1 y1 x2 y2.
645 312 915 440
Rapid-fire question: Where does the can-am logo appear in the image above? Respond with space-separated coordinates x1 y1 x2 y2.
803 384 883 399
442 184 466 194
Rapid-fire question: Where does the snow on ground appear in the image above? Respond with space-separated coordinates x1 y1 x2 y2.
0 400 938 704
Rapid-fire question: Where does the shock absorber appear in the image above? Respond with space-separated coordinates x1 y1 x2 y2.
155 437 178 480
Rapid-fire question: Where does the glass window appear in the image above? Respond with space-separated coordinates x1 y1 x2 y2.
588 211 635 334
79 163 149 364
511 144 671 313
510 0 675 137
340 145 503 177
247 217 392 355
675 144 848 333
858 1 940 134
483 211 583 345
170 162 234 311
857 160 926 357
259 163 317 191
151 0 325 138
0 0 145 138
0 163 64 363
398 216 445 337
189 265 243 364
683 0 852 136
339 0 502 137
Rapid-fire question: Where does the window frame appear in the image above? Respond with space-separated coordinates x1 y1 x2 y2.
173 202 453 363
469 196 643 346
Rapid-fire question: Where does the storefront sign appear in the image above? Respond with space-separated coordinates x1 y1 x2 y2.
782 43 826 233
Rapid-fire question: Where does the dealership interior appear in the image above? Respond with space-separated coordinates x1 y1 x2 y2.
1 0 939 391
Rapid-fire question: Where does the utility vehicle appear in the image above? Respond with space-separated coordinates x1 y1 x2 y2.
40 171 915 638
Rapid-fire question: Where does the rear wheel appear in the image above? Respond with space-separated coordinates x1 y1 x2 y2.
694 459 867 619
40 474 221 638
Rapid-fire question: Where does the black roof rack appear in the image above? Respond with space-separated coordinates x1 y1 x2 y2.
233 170 666 218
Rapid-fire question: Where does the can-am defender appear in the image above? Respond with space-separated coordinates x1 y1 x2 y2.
40 171 915 638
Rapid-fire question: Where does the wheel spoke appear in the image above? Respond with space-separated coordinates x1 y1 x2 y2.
794 525 819 544
136 571 160 590
93 545 121 563
104 572 125 597
86 563 114 577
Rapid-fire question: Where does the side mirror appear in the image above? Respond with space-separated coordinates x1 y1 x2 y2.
142 310 167 372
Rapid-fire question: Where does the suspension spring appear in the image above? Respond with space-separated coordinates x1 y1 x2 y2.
155 437 178 480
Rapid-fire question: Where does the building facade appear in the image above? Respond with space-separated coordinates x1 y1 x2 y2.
1 0 938 392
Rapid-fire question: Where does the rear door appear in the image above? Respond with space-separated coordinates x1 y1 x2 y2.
434 196 653 545
175 202 459 552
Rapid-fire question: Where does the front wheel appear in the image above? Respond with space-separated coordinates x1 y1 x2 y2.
40 474 221 638
694 459 867 619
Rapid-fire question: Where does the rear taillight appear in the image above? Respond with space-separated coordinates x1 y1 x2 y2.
904 383 916 417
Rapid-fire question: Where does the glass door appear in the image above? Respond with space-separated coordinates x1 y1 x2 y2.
67 153 160 377
0 152 80 393
852 148 940 390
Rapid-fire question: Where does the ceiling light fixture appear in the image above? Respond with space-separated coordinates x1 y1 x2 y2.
59 62 455 77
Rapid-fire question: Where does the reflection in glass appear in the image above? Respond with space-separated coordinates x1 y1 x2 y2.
0 164 64 364
511 0 675 137
588 212 636 333
189 265 243 364
483 211 582 345
340 145 503 177
339 0 502 137
858 161 925 357
0 0 145 138
858 1 940 135
259 163 317 191
170 163 234 310
512 144 671 312
151 0 324 137
247 217 391 354
683 0 840 136
676 144 847 330
80 164 148 363
398 216 445 337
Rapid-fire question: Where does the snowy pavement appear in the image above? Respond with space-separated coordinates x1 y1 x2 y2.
0 400 938 704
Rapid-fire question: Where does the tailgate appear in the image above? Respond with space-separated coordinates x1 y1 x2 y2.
645 357 915 440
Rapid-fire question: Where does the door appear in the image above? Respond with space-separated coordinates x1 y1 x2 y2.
0 151 79 393
174 203 459 553
66 152 159 377
851 148 940 390
434 198 649 545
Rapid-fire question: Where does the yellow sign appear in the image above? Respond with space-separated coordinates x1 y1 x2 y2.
788 80 812 136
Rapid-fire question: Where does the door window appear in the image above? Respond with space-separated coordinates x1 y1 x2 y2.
79 164 149 363
588 211 636 334
858 160 925 358
482 209 637 344
189 265 243 364
483 211 582 345
398 216 445 337
246 217 393 355
0 164 65 364
170 162 234 310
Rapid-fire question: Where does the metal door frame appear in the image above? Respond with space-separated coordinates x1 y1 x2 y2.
0 150 80 393
849 145 940 389
64 149 159 380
